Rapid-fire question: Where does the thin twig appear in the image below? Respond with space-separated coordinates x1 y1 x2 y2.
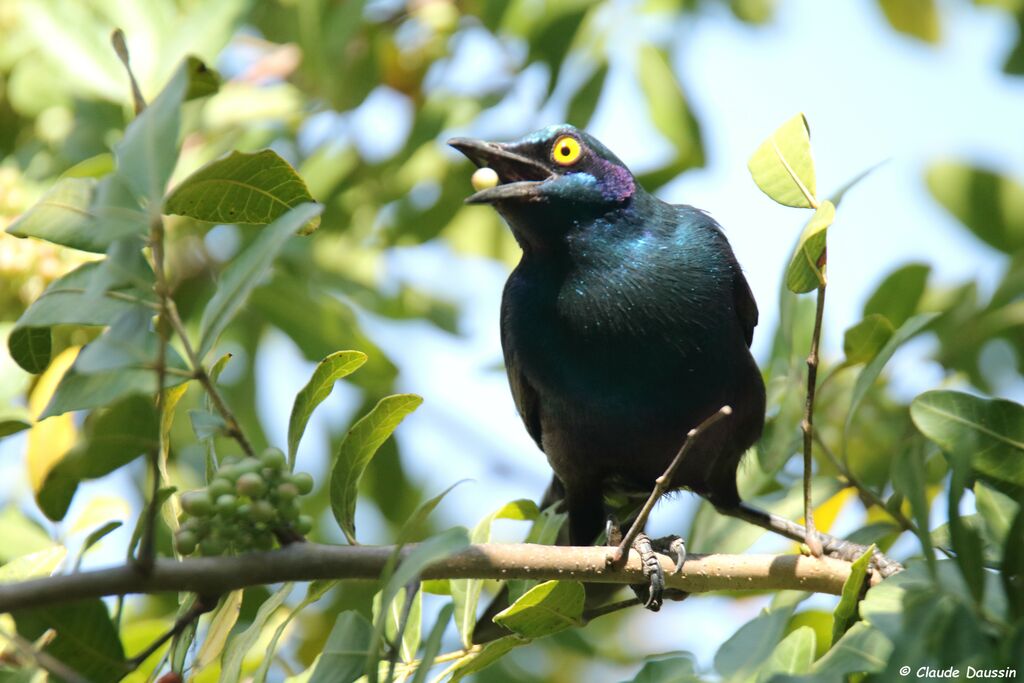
812 431 916 534
801 282 827 557
0 543 880 614
0 627 91 683
123 595 214 670
159 295 255 457
612 406 733 565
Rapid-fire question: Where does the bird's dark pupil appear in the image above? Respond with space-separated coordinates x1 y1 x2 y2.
560 146 569 156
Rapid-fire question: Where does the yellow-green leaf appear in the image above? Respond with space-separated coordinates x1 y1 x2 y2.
749 113 817 208
878 0 941 44
493 581 584 639
831 545 875 645
288 350 368 466
329 393 423 543
785 200 835 293
843 314 895 366
165 150 319 232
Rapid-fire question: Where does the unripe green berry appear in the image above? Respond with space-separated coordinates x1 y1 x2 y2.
236 472 267 498
208 478 233 499
280 501 300 522
260 448 287 470
250 500 276 523
276 482 299 501
215 494 238 514
254 532 275 551
291 472 314 495
237 503 251 518
180 491 213 516
237 457 262 475
218 465 243 482
295 515 314 535
175 530 198 555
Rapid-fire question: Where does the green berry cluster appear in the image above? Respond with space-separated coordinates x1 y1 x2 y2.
174 448 315 556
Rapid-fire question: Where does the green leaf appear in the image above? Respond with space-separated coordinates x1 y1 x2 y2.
891 443 936 575
197 202 323 360
1002 508 1024 618
9 260 154 373
409 603 454 683
308 611 374 683
41 361 186 419
0 507 53 563
329 393 423 542
926 162 1024 254
114 60 189 207
373 586 422 665
863 263 930 328
492 581 584 639
974 480 1019 548
636 45 703 176
831 545 875 645
397 480 469 544
75 307 188 375
566 62 608 128
911 390 1024 496
253 580 337 683
185 56 221 100
221 583 294 683
288 350 368 466
0 407 32 438
714 603 794 681
12 599 126 681
4 177 141 253
756 626 816 682
0 546 66 583
165 150 320 232
748 113 817 208
448 636 522 683
626 655 704 683
811 622 892 677
947 456 987 605
785 200 835 293
195 590 242 670
451 499 539 647
189 409 228 441
878 0 941 43
842 314 894 366
37 394 159 520
845 313 937 435
72 521 122 570
7 327 51 374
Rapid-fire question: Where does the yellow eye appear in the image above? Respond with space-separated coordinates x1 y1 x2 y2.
551 135 582 166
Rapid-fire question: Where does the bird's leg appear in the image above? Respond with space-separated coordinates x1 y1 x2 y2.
605 518 668 611
722 502 904 578
612 406 733 564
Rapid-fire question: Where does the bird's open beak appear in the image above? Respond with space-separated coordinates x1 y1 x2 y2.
448 137 553 204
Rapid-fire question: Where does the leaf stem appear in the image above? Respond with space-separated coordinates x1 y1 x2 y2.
801 282 827 557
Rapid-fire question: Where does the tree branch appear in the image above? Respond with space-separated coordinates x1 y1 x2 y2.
0 543 879 614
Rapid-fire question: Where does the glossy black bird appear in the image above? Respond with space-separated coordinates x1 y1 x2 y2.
449 125 766 602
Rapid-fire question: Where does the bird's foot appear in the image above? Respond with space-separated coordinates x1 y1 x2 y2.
629 532 666 612
650 535 687 576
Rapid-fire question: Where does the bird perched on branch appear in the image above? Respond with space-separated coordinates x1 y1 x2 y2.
450 125 766 610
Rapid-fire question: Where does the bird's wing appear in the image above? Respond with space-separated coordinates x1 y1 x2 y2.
733 268 759 348
501 327 545 451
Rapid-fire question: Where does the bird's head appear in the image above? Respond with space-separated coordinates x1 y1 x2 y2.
448 125 638 250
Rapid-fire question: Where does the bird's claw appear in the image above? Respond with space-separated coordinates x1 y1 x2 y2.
631 533 665 612
652 535 687 576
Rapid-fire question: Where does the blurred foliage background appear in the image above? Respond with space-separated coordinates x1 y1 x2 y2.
1 0 1024 681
